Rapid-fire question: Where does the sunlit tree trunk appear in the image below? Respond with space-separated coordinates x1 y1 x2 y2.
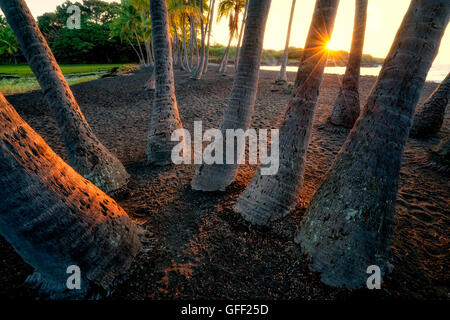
191 0 272 191
0 0 129 194
276 0 296 83
0 92 142 298
410 72 450 137
203 0 216 74
294 0 339 89
296 0 449 289
218 29 234 74
234 0 249 71
235 0 339 225
182 16 191 72
146 0 184 165
330 0 368 128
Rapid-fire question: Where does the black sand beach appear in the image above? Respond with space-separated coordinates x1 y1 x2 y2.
1 67 448 299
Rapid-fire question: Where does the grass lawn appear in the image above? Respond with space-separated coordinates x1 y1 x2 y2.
0 64 137 95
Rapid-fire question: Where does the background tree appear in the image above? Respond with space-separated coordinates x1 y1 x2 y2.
191 0 272 191
216 0 246 74
297 0 449 289
0 0 130 193
235 0 340 226
0 92 142 298
0 16 19 64
329 0 368 128
410 72 450 138
146 0 184 165
276 0 296 83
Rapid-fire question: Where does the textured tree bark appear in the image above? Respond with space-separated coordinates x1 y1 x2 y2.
146 0 184 165
296 0 449 290
234 0 249 72
276 0 296 83
410 72 450 137
294 0 339 89
329 0 368 128
191 0 272 191
0 93 142 298
235 0 339 225
203 0 216 74
0 0 130 194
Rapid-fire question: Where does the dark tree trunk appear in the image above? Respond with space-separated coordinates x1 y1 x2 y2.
0 0 129 194
296 0 449 289
146 0 184 165
329 0 368 128
410 72 450 137
430 134 450 167
235 0 339 225
203 0 216 74
191 0 272 191
0 93 142 298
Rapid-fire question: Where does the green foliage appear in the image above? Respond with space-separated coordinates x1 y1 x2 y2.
0 16 20 64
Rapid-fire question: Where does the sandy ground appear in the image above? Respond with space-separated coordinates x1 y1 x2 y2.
1 67 449 299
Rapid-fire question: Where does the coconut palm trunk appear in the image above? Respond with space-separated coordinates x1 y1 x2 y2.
0 92 142 298
146 0 184 165
191 0 272 191
234 0 339 225
296 0 449 290
410 72 450 137
276 0 296 83
330 0 368 128
203 0 216 74
234 0 249 71
192 0 206 80
0 0 129 193
218 28 235 74
294 1 339 89
430 134 450 167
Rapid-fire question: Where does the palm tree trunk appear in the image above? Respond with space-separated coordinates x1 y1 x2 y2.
294 0 339 89
0 0 129 194
192 0 206 80
0 92 142 298
296 0 449 290
191 0 272 191
234 0 249 71
218 33 233 74
203 0 216 74
330 0 368 128
134 27 146 65
430 134 450 167
276 0 296 83
147 0 184 165
182 16 191 72
234 0 340 225
410 72 450 137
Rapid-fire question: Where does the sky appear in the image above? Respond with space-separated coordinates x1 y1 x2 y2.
17 0 450 65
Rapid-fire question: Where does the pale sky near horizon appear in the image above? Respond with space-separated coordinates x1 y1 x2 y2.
8 0 450 65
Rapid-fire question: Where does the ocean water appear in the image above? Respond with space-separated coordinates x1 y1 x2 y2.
261 64 449 83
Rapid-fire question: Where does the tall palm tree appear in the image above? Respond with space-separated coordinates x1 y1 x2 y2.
0 0 129 194
296 0 449 289
0 92 142 298
276 0 296 83
217 0 246 74
191 0 272 191
234 0 340 225
410 72 450 138
329 0 368 128
147 0 184 165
